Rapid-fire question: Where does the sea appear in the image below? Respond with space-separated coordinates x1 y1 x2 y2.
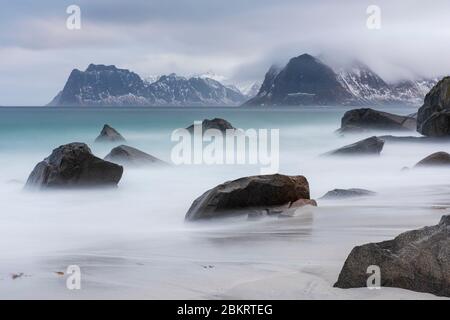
0 105 448 299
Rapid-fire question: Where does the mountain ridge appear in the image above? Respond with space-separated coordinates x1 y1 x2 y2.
49 57 439 107
245 54 439 106
49 65 247 106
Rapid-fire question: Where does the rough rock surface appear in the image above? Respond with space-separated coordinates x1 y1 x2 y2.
320 188 376 199
339 108 416 133
104 145 166 167
334 215 450 297
326 136 384 156
415 151 450 167
185 174 313 221
95 124 126 142
26 143 123 188
417 77 450 137
186 118 235 134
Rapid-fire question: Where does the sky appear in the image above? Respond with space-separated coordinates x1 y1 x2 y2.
1 0 450 105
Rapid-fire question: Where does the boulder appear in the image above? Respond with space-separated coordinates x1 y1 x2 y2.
417 77 450 137
320 188 376 199
26 143 123 189
185 174 314 221
186 118 235 134
415 151 450 167
95 124 126 142
104 145 166 167
339 108 416 134
325 136 384 156
334 215 450 297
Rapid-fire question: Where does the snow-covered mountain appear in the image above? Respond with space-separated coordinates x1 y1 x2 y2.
236 81 262 98
193 71 262 98
143 75 161 84
336 61 393 104
245 54 439 106
48 64 246 106
390 78 439 105
246 55 352 106
146 73 244 106
192 70 227 83
336 62 438 105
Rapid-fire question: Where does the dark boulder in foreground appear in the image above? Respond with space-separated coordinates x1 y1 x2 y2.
417 77 450 137
186 118 235 134
325 136 384 156
26 143 123 189
334 215 450 297
320 188 376 199
339 108 416 134
185 174 314 221
415 151 450 167
95 124 126 142
104 145 166 167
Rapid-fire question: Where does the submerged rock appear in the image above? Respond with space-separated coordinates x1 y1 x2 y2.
104 145 166 167
185 174 314 221
417 77 450 137
415 151 450 167
325 136 384 156
95 124 126 142
338 108 416 134
334 215 450 297
186 118 235 134
26 143 123 189
320 188 376 199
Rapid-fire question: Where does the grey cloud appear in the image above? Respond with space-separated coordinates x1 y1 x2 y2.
1 0 450 105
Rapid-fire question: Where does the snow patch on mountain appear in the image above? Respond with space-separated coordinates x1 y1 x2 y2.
49 66 246 107
336 62 438 105
235 81 262 98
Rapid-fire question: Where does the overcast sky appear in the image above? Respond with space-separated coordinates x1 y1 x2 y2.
1 0 450 105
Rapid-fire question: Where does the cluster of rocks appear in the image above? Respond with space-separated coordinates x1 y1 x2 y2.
326 78 450 164
26 118 237 189
324 78 450 297
23 76 450 299
25 124 166 189
25 143 123 189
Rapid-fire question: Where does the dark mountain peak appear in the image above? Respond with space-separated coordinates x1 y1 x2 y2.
291 53 317 62
284 54 333 74
157 73 185 82
49 64 145 106
284 54 326 71
49 64 245 106
245 53 438 107
246 53 350 106
85 64 120 73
